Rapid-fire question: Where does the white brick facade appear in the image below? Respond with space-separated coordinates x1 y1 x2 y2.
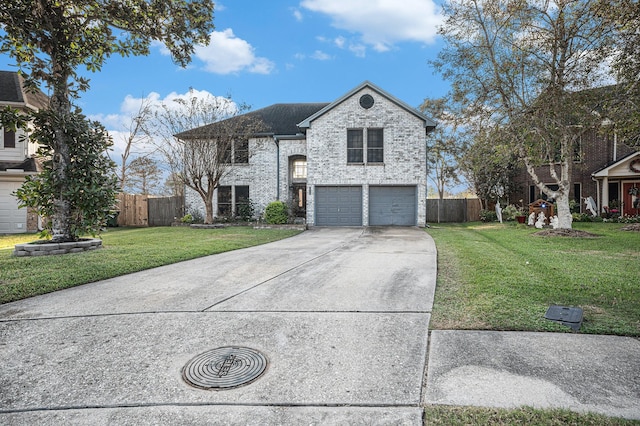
185 82 433 226
304 87 428 226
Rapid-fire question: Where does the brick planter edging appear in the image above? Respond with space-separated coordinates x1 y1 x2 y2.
13 238 103 257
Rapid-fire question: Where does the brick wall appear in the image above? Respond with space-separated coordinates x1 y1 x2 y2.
305 87 427 226
185 137 278 220
511 129 636 209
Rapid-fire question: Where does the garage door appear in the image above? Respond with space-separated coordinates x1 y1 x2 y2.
369 186 416 226
315 186 362 226
0 181 27 233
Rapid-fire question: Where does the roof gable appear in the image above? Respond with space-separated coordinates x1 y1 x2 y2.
592 151 640 178
0 71 49 110
297 81 436 131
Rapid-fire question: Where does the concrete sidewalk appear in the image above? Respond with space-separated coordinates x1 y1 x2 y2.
0 227 638 424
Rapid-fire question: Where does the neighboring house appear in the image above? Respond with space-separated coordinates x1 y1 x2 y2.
511 127 638 215
0 71 48 234
182 81 436 226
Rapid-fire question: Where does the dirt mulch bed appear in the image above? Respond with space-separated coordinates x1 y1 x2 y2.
533 228 599 238
621 223 640 232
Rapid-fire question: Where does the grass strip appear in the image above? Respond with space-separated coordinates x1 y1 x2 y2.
0 226 301 304
424 405 639 425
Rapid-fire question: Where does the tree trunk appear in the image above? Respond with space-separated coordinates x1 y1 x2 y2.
555 191 573 229
50 64 74 242
204 197 215 224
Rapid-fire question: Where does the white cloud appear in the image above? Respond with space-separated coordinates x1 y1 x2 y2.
300 0 442 52
311 50 332 60
193 29 275 75
93 90 238 157
348 43 367 58
292 8 303 21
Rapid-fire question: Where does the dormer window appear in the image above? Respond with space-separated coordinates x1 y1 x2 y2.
2 129 16 148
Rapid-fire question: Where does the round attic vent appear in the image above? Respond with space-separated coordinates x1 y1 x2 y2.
359 94 374 109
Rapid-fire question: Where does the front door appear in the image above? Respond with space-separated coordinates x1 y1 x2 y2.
291 183 307 218
623 182 640 216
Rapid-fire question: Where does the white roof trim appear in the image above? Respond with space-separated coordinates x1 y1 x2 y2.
592 151 640 178
297 81 436 129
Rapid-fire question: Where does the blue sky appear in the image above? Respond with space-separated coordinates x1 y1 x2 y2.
1 0 449 154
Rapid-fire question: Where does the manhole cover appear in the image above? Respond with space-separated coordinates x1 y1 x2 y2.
182 346 268 390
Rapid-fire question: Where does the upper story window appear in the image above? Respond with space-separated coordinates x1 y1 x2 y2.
347 128 383 164
347 129 364 163
221 140 249 164
2 129 16 148
234 140 249 164
292 159 307 179
367 128 384 163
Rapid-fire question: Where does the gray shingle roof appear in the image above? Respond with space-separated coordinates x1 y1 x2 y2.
176 103 330 139
0 71 49 110
0 158 40 172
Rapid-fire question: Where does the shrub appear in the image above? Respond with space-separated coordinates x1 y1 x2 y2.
480 209 498 222
264 201 289 224
180 214 193 223
236 199 256 221
502 204 519 221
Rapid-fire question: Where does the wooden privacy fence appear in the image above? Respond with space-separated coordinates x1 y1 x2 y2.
116 194 184 227
426 198 482 223
148 196 184 226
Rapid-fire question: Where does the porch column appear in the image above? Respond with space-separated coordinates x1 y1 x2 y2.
602 177 609 211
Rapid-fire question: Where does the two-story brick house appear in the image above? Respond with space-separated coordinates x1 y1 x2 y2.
0 71 48 234
511 126 639 216
182 81 436 226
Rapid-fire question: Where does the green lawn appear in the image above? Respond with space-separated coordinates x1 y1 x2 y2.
424 405 639 425
426 222 640 337
0 226 301 304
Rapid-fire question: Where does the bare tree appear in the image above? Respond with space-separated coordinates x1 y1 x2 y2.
420 98 465 200
435 0 616 228
125 156 163 195
118 97 153 191
163 173 184 197
146 90 265 223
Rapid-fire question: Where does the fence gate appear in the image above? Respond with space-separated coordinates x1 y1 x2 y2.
148 196 184 226
116 194 148 227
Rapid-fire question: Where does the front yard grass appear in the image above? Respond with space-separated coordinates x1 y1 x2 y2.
0 226 301 304
424 405 638 425
426 222 640 337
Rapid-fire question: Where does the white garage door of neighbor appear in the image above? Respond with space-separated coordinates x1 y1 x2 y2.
0 181 27 233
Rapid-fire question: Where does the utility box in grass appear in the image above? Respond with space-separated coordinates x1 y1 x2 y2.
529 199 554 223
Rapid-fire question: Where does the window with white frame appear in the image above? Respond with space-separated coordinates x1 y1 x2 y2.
347 128 383 164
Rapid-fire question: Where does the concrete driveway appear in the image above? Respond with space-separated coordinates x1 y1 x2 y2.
0 227 437 425
3 227 639 424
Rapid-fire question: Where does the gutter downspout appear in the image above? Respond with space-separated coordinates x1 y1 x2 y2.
273 136 280 200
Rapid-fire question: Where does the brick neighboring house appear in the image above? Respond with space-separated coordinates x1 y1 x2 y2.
0 71 48 234
511 127 638 216
182 81 436 226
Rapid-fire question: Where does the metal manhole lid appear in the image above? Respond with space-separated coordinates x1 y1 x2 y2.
182 346 268 390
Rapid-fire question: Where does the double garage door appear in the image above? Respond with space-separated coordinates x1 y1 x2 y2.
315 185 416 226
